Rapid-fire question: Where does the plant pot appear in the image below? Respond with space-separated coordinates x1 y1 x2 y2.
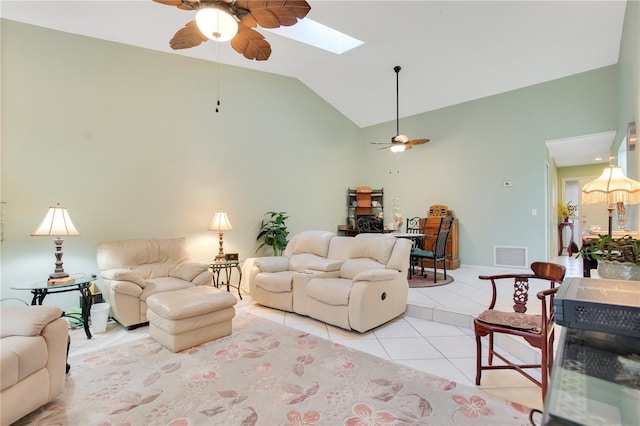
597 260 640 281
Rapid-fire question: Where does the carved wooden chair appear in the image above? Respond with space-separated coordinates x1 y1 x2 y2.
409 215 453 281
474 261 566 402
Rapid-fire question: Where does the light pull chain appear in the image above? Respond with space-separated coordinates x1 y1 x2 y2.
216 40 221 113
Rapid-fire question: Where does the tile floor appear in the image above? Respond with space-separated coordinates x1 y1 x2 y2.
68 255 582 413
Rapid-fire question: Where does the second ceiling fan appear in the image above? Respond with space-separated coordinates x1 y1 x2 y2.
372 66 430 152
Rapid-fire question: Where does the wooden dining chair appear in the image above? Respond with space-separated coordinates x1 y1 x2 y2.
409 215 453 281
473 261 566 402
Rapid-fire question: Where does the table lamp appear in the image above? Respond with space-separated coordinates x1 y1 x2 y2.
209 210 233 260
31 203 80 279
582 163 640 237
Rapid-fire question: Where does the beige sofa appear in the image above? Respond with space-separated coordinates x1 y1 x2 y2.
247 231 412 332
1 305 68 426
97 238 213 329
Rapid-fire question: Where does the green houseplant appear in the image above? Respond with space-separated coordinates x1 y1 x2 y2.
580 234 640 280
256 211 289 256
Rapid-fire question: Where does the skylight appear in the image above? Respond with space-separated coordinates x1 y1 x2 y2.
263 18 363 54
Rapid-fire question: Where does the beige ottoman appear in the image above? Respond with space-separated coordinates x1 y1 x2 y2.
146 286 237 352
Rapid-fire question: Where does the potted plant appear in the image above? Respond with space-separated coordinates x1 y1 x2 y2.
579 234 640 280
557 201 577 222
256 211 289 256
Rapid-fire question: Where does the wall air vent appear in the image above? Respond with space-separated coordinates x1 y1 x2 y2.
494 246 528 268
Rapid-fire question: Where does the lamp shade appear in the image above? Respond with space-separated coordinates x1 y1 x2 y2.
582 166 640 206
31 204 80 236
196 7 238 42
209 210 233 231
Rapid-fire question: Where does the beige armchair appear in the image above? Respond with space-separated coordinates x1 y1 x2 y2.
97 238 213 329
1 305 68 426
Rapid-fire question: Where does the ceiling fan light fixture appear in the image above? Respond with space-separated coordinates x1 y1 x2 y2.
196 7 238 42
393 134 409 143
390 144 406 153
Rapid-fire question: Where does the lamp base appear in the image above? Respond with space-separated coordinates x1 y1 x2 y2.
215 254 226 260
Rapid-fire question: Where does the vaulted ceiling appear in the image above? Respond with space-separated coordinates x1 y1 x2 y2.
1 1 629 165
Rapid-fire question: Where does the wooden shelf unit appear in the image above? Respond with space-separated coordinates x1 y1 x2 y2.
347 187 383 224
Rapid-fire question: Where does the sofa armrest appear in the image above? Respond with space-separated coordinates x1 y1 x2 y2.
170 262 211 283
255 256 290 272
0 305 63 338
308 258 344 272
352 269 399 282
191 269 214 286
101 268 146 288
108 280 144 297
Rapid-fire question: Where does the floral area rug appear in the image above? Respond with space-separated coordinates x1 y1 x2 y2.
18 315 531 425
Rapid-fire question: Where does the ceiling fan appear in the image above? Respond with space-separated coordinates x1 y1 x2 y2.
153 0 311 61
372 66 430 152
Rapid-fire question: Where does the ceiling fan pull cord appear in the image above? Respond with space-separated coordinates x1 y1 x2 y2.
216 40 221 113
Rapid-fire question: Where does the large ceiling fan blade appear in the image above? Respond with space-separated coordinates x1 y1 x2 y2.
153 0 197 11
407 138 430 146
169 20 208 49
236 0 311 28
231 24 272 60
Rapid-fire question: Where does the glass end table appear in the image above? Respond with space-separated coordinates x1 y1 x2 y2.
209 260 242 299
10 273 96 339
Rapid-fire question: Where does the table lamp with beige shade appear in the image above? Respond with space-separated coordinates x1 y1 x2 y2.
582 162 640 237
209 209 233 260
31 203 80 279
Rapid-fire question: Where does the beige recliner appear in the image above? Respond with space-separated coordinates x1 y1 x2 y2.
97 238 213 329
1 305 68 426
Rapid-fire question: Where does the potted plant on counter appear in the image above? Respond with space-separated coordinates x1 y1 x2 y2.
579 234 640 280
256 211 289 256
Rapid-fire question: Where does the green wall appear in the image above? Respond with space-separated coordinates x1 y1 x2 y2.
360 66 618 266
1 2 638 308
0 20 360 305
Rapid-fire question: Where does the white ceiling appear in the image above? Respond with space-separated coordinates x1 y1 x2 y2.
546 131 616 168
0 0 628 166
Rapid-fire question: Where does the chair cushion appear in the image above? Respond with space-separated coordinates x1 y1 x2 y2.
307 278 352 306
340 258 385 280
411 248 434 258
476 310 542 333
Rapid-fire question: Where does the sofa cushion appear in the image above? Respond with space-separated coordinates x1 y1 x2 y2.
97 238 190 273
289 253 327 271
352 234 397 264
255 271 295 293
284 231 334 258
307 278 352 306
140 277 194 301
340 258 385 280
